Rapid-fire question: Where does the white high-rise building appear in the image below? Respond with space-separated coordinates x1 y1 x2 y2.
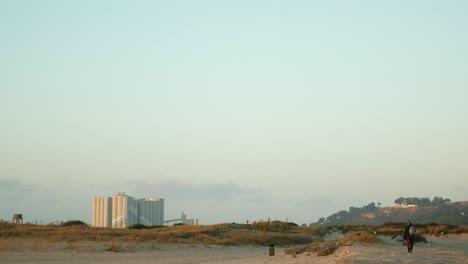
138 198 165 226
92 197 112 228
111 193 139 228
92 193 164 228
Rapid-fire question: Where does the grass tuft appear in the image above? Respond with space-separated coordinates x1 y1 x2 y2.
285 230 380 257
0 221 466 253
61 220 87 227
107 242 120 252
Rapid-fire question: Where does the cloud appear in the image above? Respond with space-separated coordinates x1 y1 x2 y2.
0 179 54 222
123 178 356 224
0 179 36 201
0 178 98 224
300 196 334 206
0 177 274 224
125 177 273 224
127 177 271 203
0 178 342 225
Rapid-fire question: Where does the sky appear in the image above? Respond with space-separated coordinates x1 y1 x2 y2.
1 0 467 225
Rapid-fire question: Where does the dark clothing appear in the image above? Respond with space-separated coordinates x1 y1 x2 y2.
404 224 414 252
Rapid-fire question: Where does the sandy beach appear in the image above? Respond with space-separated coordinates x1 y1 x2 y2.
1 234 467 264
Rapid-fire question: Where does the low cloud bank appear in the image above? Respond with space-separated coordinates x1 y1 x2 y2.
0 178 338 225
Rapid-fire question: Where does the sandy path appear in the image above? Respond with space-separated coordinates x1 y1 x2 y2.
0 245 270 264
0 235 466 264
0 244 350 264
348 236 468 264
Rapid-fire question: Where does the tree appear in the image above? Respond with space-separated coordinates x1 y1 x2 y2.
406 197 419 205
431 196 451 206
394 196 452 206
395 197 404 205
420 197 431 206
317 217 325 225
363 202 377 212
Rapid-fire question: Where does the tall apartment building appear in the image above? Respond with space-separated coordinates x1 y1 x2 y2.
92 192 164 228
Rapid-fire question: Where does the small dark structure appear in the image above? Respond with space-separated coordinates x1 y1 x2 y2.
13 214 23 224
269 244 275 256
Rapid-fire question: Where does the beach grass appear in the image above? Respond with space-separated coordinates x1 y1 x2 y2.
0 220 466 253
0 221 317 247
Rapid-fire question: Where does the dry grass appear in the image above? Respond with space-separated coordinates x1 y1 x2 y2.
252 220 271 232
0 238 18 251
31 237 42 251
327 223 467 237
126 236 140 251
1 221 466 253
452 225 468 234
423 225 448 236
375 224 404 235
285 230 381 257
0 221 315 250
336 231 381 246
66 241 76 250
252 220 297 233
415 224 467 236
107 241 120 252
284 240 339 257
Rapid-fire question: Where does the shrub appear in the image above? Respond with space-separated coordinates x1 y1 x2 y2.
376 223 405 235
252 219 271 232
285 230 380 257
414 233 427 243
128 224 148 230
336 231 381 246
452 225 468 234
316 241 338 256
252 220 296 233
284 245 307 255
61 220 87 227
425 225 448 236
107 242 120 252
285 241 338 257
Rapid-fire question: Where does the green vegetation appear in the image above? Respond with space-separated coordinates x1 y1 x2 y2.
127 224 149 229
314 198 467 226
60 220 87 227
394 196 451 206
315 202 381 225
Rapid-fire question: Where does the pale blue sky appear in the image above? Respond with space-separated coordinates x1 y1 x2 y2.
1 1 467 224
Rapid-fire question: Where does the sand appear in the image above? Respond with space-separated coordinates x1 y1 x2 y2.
0 234 466 263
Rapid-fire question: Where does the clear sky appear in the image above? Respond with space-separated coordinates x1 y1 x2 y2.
1 0 467 225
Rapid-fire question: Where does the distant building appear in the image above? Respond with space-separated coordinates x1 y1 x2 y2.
164 212 198 226
92 192 164 228
389 204 417 208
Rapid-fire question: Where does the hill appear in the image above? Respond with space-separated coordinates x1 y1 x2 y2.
315 200 468 226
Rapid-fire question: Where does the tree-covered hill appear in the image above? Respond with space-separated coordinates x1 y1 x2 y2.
314 197 468 226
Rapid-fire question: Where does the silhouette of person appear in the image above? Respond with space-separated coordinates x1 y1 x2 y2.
403 221 415 252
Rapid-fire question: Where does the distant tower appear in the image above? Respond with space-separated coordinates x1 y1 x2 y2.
92 192 164 228
12 214 23 224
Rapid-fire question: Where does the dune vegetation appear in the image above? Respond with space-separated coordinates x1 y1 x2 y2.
0 220 466 255
0 220 318 246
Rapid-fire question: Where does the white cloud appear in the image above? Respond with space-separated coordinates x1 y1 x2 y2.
127 177 271 202
0 179 104 224
125 177 274 224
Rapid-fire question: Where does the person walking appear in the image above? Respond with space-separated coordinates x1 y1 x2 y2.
403 221 416 252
